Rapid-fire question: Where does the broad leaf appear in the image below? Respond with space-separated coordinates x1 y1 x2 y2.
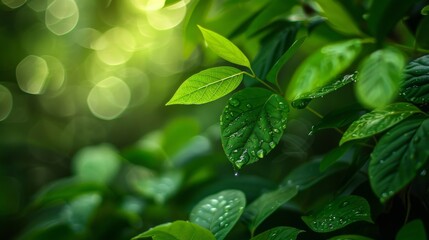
320 143 352 172
281 161 348 190
315 0 362 36
395 219 427 240
190 190 246 240
356 48 405 108
369 117 429 202
329 235 374 240
250 226 303 240
266 36 306 85
220 88 289 169
243 186 298 234
132 220 216 240
312 104 367 133
400 55 429 104
166 67 243 105
367 0 421 41
291 72 357 109
340 102 421 145
285 39 361 101
198 26 251 69
302 195 373 232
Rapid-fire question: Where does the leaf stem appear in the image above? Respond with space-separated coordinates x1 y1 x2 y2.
306 106 345 135
388 42 429 54
243 71 281 94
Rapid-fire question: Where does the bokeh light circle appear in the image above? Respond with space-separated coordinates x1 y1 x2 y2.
0 85 13 121
45 0 79 35
16 55 49 94
146 0 187 30
87 76 131 120
94 27 136 66
130 0 165 11
1 0 26 9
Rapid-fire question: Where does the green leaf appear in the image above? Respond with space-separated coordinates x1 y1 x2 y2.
320 143 352 172
367 0 421 41
285 39 361 101
243 186 298 234
166 67 244 105
134 171 184 204
315 0 362 36
291 72 357 109
198 25 251 69
281 161 348 190
312 104 367 133
416 16 429 49
369 117 429 202
329 235 374 240
395 219 427 240
356 47 405 108
190 190 245 240
302 195 373 233
161 117 200 157
132 220 216 240
250 226 303 240
422 5 429 15
245 0 297 36
62 193 102 232
266 36 306 85
340 102 421 145
400 55 429 104
72 144 120 184
220 88 289 169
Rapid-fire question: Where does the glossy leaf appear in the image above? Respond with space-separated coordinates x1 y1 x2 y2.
315 0 362 36
166 67 244 105
72 144 120 184
132 220 216 240
367 0 420 41
198 25 251 69
190 190 245 240
246 0 297 36
400 55 429 104
340 102 421 145
285 39 361 101
369 117 429 202
243 186 298 234
302 195 373 232
291 72 357 109
395 219 427 240
220 88 289 169
356 48 405 108
266 36 306 85
250 226 303 240
281 161 348 190
329 235 374 240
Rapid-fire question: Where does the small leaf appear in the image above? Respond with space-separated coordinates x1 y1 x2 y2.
243 186 298 234
400 55 429 104
422 5 429 15
250 226 303 240
340 102 421 145
395 219 427 240
132 220 216 240
190 190 246 240
291 72 357 109
220 88 289 169
329 235 375 240
315 0 362 36
166 67 243 105
285 39 361 101
302 195 373 233
369 117 429 202
198 25 251 69
320 143 352 172
356 47 405 108
266 36 306 85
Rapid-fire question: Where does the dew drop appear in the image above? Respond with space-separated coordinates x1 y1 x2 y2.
341 201 349 207
246 103 252 108
308 130 313 136
269 141 276 149
256 149 264 158
229 111 234 117
229 98 240 107
273 128 279 133
234 172 239 177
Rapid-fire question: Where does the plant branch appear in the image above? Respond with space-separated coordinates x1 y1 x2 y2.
243 71 281 94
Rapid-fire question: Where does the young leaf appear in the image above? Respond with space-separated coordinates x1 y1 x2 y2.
250 226 303 240
356 47 405 108
220 88 289 169
400 55 429 104
198 25 251 69
266 36 306 85
285 39 362 101
395 219 427 240
166 67 243 105
329 235 374 240
132 220 216 240
242 186 298 234
291 72 357 109
302 195 373 233
190 190 246 240
369 117 429 202
340 102 421 145
315 0 362 36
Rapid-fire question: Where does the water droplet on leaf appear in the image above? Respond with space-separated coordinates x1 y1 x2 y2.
256 149 264 158
229 98 240 107
269 141 276 149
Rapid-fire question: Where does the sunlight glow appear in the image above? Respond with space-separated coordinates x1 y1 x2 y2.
45 0 79 35
94 27 136 66
0 85 13 121
146 0 187 30
16 55 49 94
130 0 165 11
1 0 26 9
